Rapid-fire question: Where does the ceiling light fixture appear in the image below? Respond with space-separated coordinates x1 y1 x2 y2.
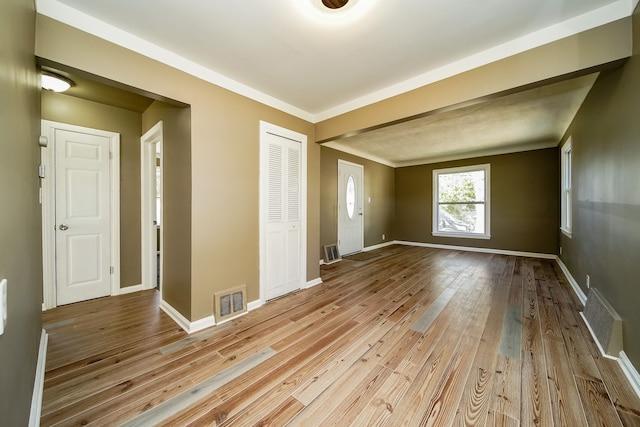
321 0 349 9
297 0 373 25
41 71 74 92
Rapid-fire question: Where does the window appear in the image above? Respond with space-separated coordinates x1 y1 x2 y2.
433 164 490 239
346 175 355 219
561 138 572 237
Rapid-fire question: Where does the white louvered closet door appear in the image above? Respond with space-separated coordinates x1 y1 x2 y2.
265 133 302 300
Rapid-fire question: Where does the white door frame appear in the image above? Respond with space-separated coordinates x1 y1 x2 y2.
337 159 364 255
141 121 163 291
41 120 120 310
259 120 307 304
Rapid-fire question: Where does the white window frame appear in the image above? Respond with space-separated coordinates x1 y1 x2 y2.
561 137 573 237
432 163 491 239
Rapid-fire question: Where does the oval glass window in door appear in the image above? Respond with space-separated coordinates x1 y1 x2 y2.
346 175 356 219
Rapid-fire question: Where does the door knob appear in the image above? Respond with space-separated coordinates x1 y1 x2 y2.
59 224 69 231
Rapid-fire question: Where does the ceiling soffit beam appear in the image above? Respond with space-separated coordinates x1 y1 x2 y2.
315 17 633 144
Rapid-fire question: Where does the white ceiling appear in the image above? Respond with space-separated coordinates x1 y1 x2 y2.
325 73 599 166
37 0 636 165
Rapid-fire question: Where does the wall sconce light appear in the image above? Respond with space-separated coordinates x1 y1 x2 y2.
41 71 74 92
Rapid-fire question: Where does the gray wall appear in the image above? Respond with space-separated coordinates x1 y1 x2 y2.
395 149 559 254
0 0 43 424
559 5 640 370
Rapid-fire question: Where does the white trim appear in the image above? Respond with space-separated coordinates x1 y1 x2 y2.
259 121 308 302
432 163 491 240
618 351 640 400
35 0 313 122
248 300 264 312
555 257 587 305
34 0 631 122
29 330 48 427
304 277 323 289
394 240 556 260
432 232 492 240
119 284 146 295
557 258 640 399
560 137 573 237
159 299 190 332
159 299 216 334
323 141 396 168
363 241 396 252
40 120 121 309
141 121 163 292
313 1 632 121
189 316 217 334
579 312 618 360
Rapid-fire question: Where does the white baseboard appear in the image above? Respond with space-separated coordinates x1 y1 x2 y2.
29 329 48 427
618 351 640 400
304 277 323 289
558 261 639 400
579 312 617 360
119 284 146 295
248 299 264 312
189 315 217 333
159 299 215 334
394 240 557 259
320 240 557 265
363 241 396 252
555 257 587 305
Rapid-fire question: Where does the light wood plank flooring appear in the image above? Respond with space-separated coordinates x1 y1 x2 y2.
41 245 640 426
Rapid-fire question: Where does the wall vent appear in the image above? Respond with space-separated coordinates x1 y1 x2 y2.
324 244 341 264
214 285 247 323
581 287 623 358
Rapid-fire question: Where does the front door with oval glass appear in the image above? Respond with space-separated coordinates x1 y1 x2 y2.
338 160 363 255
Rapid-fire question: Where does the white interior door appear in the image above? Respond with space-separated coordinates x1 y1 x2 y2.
55 128 112 305
261 122 306 301
338 160 364 256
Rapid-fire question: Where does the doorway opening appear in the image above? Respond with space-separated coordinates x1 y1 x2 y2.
141 121 163 292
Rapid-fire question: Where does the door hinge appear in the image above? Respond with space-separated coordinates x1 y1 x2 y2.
110 266 114 274
38 164 45 178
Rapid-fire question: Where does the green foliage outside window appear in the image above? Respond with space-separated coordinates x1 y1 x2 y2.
438 171 484 231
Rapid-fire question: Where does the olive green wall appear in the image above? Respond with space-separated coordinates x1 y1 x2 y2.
320 146 395 255
0 0 42 424
559 5 640 370
395 149 559 254
142 101 192 318
41 91 143 288
35 15 319 321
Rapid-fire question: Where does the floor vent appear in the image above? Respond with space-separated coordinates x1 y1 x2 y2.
214 285 247 323
323 244 341 264
581 287 623 358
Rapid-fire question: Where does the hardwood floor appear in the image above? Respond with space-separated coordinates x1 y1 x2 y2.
41 245 640 426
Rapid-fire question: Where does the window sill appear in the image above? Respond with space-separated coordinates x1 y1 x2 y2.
560 228 572 238
432 232 491 240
